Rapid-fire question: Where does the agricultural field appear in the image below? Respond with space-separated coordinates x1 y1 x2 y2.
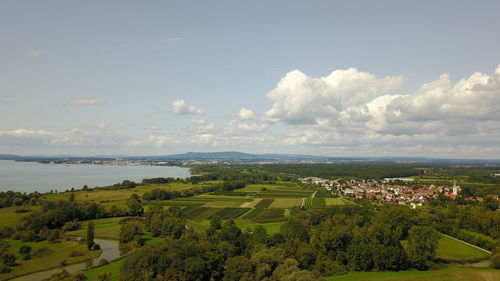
269 198 302 208
436 234 492 261
304 198 325 207
184 207 223 221
326 267 500 281
65 217 127 240
325 198 353 206
254 199 274 208
1 238 101 280
254 190 313 198
41 181 210 208
250 208 286 223
209 207 250 220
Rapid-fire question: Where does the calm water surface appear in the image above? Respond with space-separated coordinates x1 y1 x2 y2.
0 160 190 193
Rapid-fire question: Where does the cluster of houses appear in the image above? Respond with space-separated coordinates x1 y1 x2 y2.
299 177 463 207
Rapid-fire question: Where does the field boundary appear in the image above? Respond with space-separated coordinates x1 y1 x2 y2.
441 233 492 254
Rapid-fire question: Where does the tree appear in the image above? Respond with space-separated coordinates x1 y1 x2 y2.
127 194 144 216
483 196 499 211
69 193 75 202
281 218 309 242
19 245 31 260
223 256 253 281
406 226 439 269
120 221 143 243
87 221 95 250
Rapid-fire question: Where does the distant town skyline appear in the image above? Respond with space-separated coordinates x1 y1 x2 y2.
0 0 499 158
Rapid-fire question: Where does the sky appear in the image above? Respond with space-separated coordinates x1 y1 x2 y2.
0 0 499 158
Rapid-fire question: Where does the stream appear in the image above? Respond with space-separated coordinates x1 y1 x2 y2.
10 238 121 281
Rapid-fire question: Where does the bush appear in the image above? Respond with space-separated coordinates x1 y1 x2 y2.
98 258 109 265
0 227 14 238
491 249 500 269
92 243 101 250
62 221 81 232
0 263 11 274
68 250 84 257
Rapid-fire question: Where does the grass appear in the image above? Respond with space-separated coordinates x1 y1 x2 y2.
0 205 40 228
234 221 285 235
251 209 286 223
436 235 491 261
325 198 352 205
85 257 124 281
304 198 325 207
65 217 132 240
2 238 101 280
269 198 303 208
326 267 500 281
41 182 208 208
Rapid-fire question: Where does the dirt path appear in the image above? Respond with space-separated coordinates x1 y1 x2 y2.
240 198 262 208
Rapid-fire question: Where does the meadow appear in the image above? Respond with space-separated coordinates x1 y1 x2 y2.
1 238 101 280
436 235 491 261
326 267 500 281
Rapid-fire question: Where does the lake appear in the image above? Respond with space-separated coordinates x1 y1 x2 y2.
0 160 191 193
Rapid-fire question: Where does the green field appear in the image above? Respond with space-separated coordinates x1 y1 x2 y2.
209 208 251 220
235 221 285 235
41 182 206 208
2 238 101 280
254 199 274 208
183 207 223 221
304 198 325 207
0 205 40 228
325 198 352 205
254 190 312 198
436 235 491 261
66 217 128 240
269 198 303 208
85 257 124 281
251 208 286 223
326 267 500 281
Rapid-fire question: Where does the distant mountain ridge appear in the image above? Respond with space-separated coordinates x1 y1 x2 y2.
0 152 499 163
159 151 329 160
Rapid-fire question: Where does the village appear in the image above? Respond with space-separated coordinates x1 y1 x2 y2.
300 176 463 207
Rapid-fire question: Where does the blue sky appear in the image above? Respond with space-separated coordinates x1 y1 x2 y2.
0 0 499 158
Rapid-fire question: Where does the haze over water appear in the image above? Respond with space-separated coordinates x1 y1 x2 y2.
0 160 191 193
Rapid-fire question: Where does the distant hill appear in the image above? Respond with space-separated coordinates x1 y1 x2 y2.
157 151 330 161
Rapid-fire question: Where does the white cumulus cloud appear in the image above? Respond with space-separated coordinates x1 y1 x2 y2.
171 99 204 115
264 68 404 124
234 108 254 120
